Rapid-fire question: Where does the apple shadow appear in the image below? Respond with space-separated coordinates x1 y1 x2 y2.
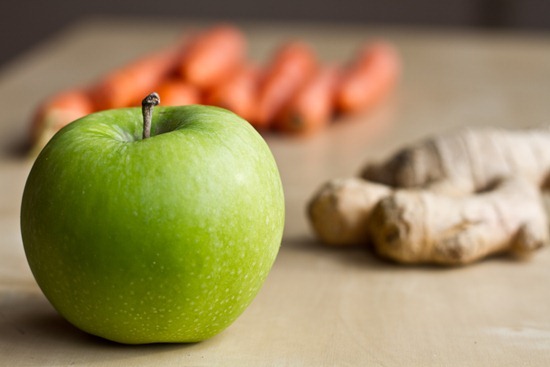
0 289 203 365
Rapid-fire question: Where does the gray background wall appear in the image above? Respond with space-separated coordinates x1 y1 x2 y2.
2 0 549 66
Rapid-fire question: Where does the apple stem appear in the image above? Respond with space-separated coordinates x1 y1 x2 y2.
142 92 160 139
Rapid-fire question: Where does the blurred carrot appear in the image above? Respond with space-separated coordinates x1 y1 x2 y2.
156 79 202 106
178 24 246 89
204 63 259 122
30 88 95 153
336 41 401 114
29 26 403 156
90 47 182 110
253 41 318 129
275 65 341 135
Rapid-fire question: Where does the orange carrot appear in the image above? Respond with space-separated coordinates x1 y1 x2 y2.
336 41 401 114
156 79 202 106
253 41 318 129
204 63 260 122
178 24 246 89
31 88 95 151
275 65 341 135
90 47 182 111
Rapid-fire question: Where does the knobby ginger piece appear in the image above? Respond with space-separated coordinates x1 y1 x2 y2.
368 176 548 265
362 127 550 194
307 178 390 246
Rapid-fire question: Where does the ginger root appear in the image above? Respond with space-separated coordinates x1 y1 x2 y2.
362 126 550 194
308 178 390 246
369 177 547 264
307 127 550 265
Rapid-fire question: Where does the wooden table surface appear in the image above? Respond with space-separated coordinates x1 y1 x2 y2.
1 17 550 366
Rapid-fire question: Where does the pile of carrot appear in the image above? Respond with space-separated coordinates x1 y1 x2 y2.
31 24 401 150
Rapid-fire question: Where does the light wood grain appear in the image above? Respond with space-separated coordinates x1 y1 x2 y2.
1 17 550 366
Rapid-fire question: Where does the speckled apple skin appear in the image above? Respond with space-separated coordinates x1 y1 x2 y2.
21 105 284 344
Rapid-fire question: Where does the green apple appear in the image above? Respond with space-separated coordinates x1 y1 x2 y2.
20 94 285 344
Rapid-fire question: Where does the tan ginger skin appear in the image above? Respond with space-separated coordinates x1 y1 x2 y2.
308 127 550 265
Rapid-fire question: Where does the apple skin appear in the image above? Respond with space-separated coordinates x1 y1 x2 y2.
20 105 285 344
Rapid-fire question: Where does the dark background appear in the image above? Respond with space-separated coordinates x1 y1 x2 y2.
1 0 549 66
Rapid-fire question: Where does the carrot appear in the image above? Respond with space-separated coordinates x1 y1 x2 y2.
336 41 401 114
274 65 341 135
253 41 318 129
156 79 202 106
178 24 246 89
204 63 260 122
90 47 182 111
30 88 95 152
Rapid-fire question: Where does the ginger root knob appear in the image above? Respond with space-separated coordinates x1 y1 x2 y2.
367 177 548 265
307 178 390 246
